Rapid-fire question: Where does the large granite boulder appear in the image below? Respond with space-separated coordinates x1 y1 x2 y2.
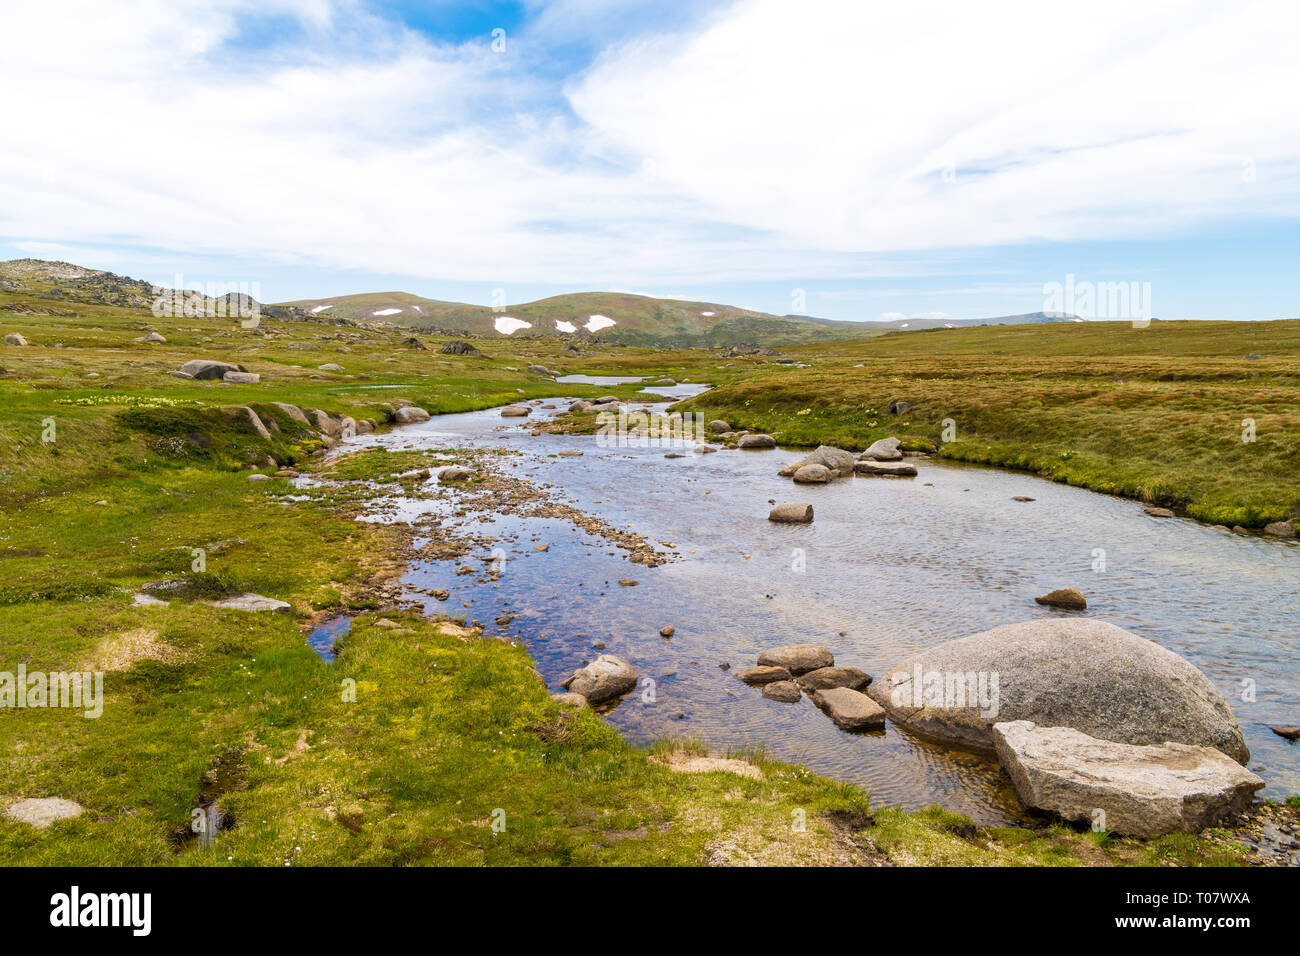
562 655 637 704
737 434 776 449
866 620 1249 763
992 721 1264 837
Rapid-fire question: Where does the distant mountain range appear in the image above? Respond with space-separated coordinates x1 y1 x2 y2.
278 288 1086 346
1 259 1086 346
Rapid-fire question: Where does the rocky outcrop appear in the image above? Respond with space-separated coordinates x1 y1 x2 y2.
3 333 29 346
221 405 270 440
757 644 834 675
867 619 1250 762
223 370 260 384
992 720 1264 837
562 655 637 704
273 402 310 424
441 340 481 355
708 420 731 434
1263 521 1296 538
811 687 886 731
768 503 813 523
178 359 244 380
311 409 342 435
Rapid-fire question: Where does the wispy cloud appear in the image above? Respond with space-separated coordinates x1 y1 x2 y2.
0 0 1296 289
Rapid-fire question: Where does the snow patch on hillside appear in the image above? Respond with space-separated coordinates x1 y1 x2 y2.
495 316 532 335
585 314 615 332
311 304 333 313
555 320 577 333
373 308 403 316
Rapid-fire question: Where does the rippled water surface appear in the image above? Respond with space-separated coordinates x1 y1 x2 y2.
337 386 1300 823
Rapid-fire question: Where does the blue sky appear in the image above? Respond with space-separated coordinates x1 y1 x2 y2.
1 0 1296 322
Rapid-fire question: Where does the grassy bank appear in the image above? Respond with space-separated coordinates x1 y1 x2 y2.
675 320 1300 527
0 297 1280 865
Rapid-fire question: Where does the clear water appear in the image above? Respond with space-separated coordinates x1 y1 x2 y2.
333 394 1300 823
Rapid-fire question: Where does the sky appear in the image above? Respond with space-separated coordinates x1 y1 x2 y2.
0 0 1297 322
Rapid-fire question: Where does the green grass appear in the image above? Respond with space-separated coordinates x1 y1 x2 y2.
675 320 1300 526
0 292 1279 865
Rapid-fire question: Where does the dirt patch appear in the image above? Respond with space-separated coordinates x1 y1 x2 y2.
655 750 762 780
80 628 183 671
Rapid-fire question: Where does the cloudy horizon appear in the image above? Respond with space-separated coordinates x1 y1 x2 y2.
1 0 1297 321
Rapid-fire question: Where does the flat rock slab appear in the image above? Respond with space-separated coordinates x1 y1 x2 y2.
796 666 872 692
855 460 917 477
737 434 776 448
992 721 1265 837
6 797 84 828
210 593 292 614
500 405 531 417
811 687 886 731
769 503 813 523
758 644 834 675
737 665 793 685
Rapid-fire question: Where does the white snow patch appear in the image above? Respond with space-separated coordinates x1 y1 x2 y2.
700 311 715 316
585 314 616 332
555 320 577 333
310 304 333 313
495 316 532 335
373 308 403 316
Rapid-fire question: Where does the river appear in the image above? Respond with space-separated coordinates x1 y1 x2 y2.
327 377 1300 824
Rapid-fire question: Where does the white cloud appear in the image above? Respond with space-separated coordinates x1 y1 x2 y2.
0 0 1296 289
